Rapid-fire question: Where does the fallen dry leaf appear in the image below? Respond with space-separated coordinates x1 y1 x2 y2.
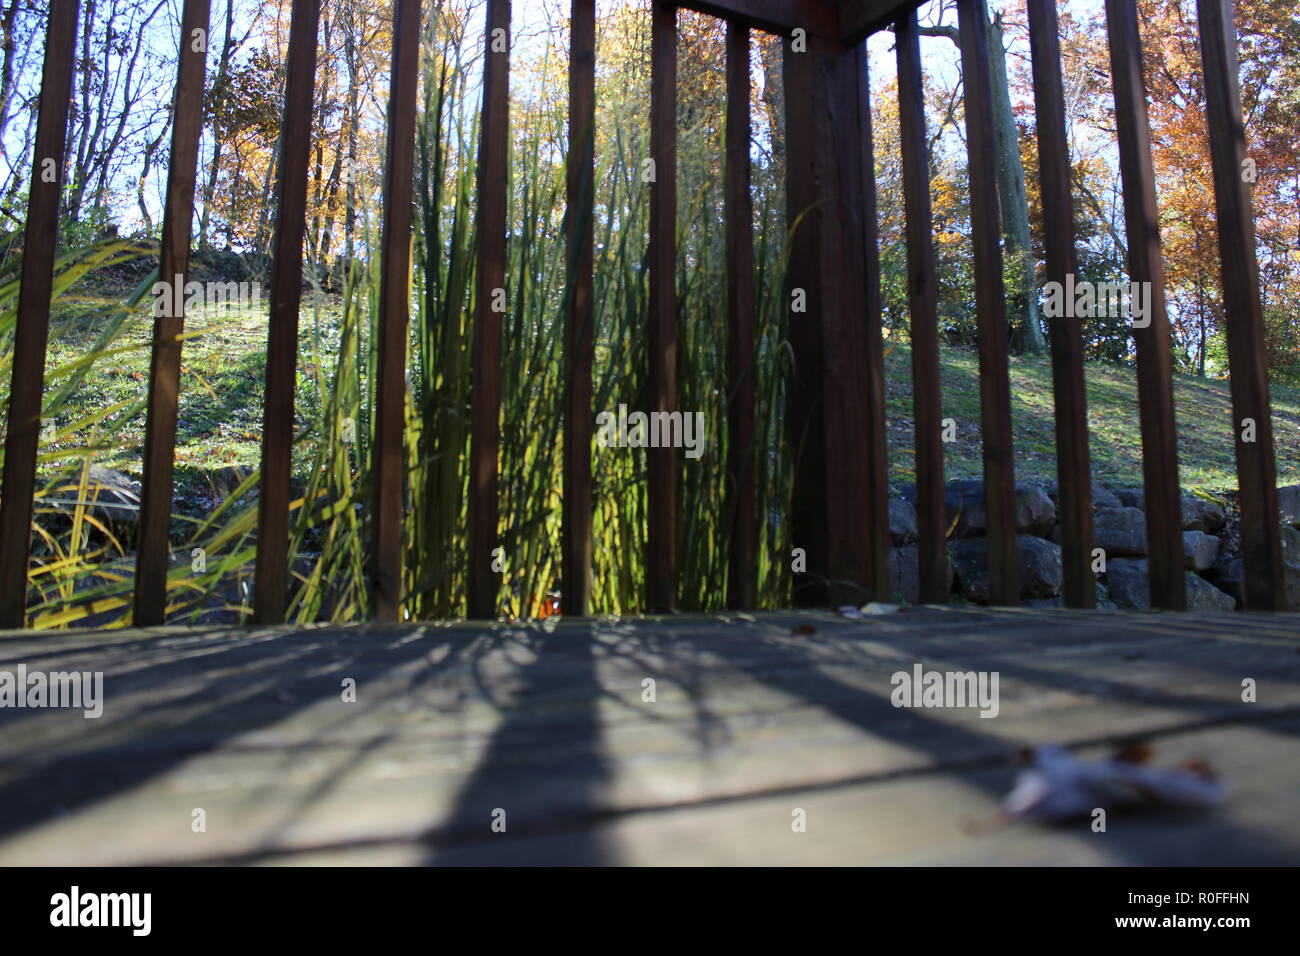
1002 744 1227 823
837 602 902 619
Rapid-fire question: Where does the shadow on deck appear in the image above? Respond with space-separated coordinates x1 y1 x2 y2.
1 607 1298 865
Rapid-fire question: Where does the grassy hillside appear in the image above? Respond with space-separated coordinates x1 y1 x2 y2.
42 297 1300 497
44 294 339 499
882 341 1300 493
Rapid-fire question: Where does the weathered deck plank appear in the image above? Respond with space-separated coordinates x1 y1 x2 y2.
0 609 1297 865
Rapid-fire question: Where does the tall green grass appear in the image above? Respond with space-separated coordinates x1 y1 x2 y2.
5 1 796 628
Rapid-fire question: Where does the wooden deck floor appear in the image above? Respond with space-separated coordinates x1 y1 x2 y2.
1 607 1298 865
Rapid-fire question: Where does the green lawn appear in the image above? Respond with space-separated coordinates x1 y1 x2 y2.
43 293 342 505
883 341 1300 493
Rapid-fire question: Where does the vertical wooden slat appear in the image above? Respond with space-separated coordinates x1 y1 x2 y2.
1104 0 1185 609
1198 0 1284 610
957 0 1019 606
725 22 756 610
132 0 213 626
859 45 892 603
0 0 80 629
1027 0 1095 609
370 0 423 621
647 1 677 613
782 27 876 606
895 11 947 604
562 0 596 617
466 0 511 619
254 0 321 624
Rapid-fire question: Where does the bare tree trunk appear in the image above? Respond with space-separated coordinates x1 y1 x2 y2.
136 121 169 232
0 1 24 142
1195 230 1206 376
252 131 281 267
66 0 97 220
64 0 170 226
307 10 343 283
0 0 35 216
342 0 360 263
759 35 783 169
199 0 238 251
986 12 1045 354
920 13 1047 354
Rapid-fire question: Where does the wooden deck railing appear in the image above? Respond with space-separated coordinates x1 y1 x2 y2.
0 0 1286 627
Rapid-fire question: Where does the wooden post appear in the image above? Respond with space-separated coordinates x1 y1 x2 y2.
1197 0 1285 610
369 0 422 621
957 0 1019 606
647 2 678 612
782 28 877 606
0 0 81 629
1027 0 1095 608
1105 0 1185 610
895 11 947 604
562 0 596 617
725 22 757 610
254 0 321 624
859 42 892 603
132 0 212 626
467 0 511 619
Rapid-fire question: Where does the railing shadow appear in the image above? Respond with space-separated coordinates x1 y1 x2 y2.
0 625 464 848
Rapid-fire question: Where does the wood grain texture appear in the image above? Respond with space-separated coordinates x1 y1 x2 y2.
1104 0 1185 610
647 2 678 613
673 0 836 37
0 0 81 628
1 608 1297 865
255 0 322 624
467 0 512 619
1027 0 1095 609
370 0 422 621
895 12 947 604
725 23 757 610
562 0 596 618
1196 0 1284 611
783 30 876 606
957 0 1019 606
858 49 892 603
133 0 214 626
841 0 925 44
